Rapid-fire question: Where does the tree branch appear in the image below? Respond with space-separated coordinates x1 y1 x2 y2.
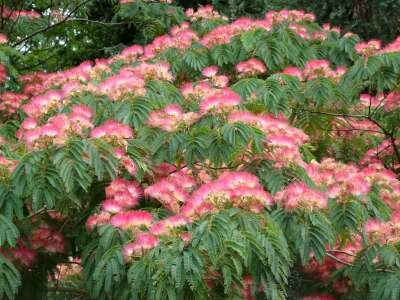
12 0 92 47
67 18 126 26
326 252 353 266
327 251 394 273
327 249 356 257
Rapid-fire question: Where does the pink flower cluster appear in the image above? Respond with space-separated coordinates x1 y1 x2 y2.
361 164 400 206
185 5 227 22
145 168 195 212
361 139 400 167
0 64 6 84
202 66 219 78
282 66 304 80
228 110 309 167
90 119 133 146
200 9 316 48
199 88 241 113
1 6 41 20
0 92 27 115
22 89 65 118
181 171 273 216
201 66 230 88
305 159 370 200
0 156 17 176
129 62 174 82
302 59 346 81
275 182 328 211
364 214 400 244
200 18 271 48
322 23 341 34
98 71 146 101
113 45 143 62
142 23 198 59
1 240 37 266
31 225 65 253
114 170 197 259
282 61 346 81
354 39 381 56
0 34 7 44
380 36 400 54
103 178 142 212
149 214 191 238
305 159 400 206
235 58 267 76
113 148 137 176
123 232 159 258
17 104 93 148
88 58 112 80
86 178 142 230
354 36 400 56
359 92 400 112
111 210 153 229
265 9 316 24
84 179 162 259
181 81 214 101
147 104 200 132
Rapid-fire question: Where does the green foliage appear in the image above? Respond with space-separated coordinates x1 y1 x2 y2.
0 255 21 300
1 1 400 299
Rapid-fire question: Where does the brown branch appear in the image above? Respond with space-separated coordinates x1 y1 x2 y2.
327 251 394 273
67 18 126 26
366 117 400 164
294 108 365 119
23 208 57 219
326 252 353 266
328 128 383 135
12 0 92 47
327 249 356 257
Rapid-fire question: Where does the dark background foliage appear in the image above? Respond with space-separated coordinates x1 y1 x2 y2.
2 0 400 74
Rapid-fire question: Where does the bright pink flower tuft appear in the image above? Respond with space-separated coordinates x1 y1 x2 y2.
123 233 159 258
111 210 153 229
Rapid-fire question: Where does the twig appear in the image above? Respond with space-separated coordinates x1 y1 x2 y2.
327 252 394 273
327 249 356 257
67 18 126 26
23 208 57 219
326 252 353 266
328 128 383 135
294 107 365 119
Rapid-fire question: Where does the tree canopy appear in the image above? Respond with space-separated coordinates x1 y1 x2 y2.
0 1 400 300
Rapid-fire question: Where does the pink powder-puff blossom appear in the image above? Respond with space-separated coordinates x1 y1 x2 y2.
236 58 267 76
123 233 159 258
111 210 153 229
202 66 219 78
200 88 241 113
275 182 328 211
